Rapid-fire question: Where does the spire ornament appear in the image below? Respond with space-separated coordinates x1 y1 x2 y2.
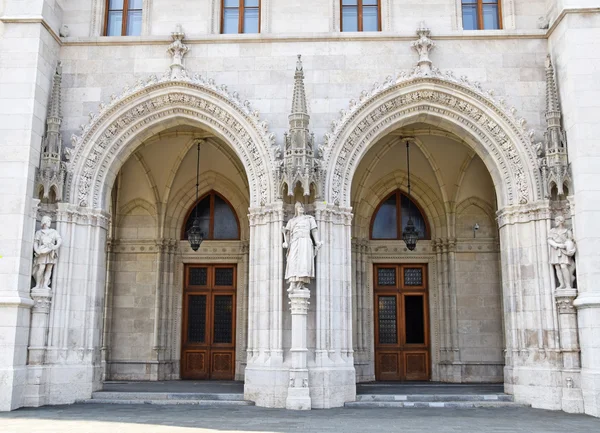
279 55 320 198
35 62 67 203
539 55 571 198
167 24 189 80
412 22 435 75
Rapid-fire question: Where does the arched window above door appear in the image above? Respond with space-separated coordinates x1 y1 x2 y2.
370 190 430 240
182 191 240 240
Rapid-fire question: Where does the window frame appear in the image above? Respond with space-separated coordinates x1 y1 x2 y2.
370 190 431 240
221 0 261 34
461 0 503 30
340 0 382 32
182 190 241 241
103 0 143 36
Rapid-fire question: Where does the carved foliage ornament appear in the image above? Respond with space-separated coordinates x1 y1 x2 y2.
68 75 278 208
321 69 540 206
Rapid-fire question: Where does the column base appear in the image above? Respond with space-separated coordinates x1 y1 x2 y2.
309 366 356 409
286 387 311 410
505 365 564 410
244 365 289 408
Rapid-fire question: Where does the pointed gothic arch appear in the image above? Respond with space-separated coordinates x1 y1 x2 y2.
66 77 277 210
320 74 543 209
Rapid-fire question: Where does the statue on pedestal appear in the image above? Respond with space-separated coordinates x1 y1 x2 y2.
33 216 62 290
282 202 323 293
548 215 576 289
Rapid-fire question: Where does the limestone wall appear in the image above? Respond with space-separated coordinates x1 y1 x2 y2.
59 0 550 37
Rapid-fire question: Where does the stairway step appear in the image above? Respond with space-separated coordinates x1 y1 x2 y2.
82 398 254 406
356 394 513 402
345 401 524 409
91 392 246 401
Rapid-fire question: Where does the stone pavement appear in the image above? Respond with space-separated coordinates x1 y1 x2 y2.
1 404 599 433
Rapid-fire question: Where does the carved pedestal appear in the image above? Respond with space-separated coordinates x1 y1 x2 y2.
286 290 311 410
555 290 584 413
27 289 52 365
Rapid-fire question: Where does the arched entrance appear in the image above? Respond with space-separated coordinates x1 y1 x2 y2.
41 77 279 399
317 74 565 407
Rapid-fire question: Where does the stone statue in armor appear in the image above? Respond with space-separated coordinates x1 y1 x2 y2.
33 215 62 291
282 202 323 293
548 215 576 290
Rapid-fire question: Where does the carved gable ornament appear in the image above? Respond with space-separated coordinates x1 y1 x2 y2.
67 26 277 209
320 23 541 208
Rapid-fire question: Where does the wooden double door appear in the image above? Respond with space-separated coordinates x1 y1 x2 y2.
374 264 430 381
181 264 236 380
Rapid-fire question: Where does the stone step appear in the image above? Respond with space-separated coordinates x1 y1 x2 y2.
83 391 254 406
356 393 514 402
91 391 247 401
345 400 524 409
83 398 254 406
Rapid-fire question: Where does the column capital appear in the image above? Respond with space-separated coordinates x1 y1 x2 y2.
30 288 52 314
56 203 111 229
496 200 551 228
555 291 577 314
248 201 285 226
289 291 310 314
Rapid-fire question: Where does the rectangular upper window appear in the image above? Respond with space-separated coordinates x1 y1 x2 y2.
462 0 502 30
105 0 143 36
222 0 260 34
341 0 380 32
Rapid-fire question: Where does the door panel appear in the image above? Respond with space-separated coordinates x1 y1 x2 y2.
374 264 430 381
182 265 236 380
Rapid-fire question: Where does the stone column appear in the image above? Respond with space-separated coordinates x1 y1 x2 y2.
244 202 288 407
42 203 110 405
497 202 564 410
447 238 460 363
286 291 311 410
312 202 356 408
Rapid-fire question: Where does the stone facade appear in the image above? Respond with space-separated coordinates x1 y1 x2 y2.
0 0 599 418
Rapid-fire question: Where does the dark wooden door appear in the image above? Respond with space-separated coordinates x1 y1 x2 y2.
374 264 430 381
181 264 236 380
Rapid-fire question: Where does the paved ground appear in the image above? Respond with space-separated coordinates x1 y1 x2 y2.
356 382 505 395
101 380 504 396
1 404 599 433
102 380 245 393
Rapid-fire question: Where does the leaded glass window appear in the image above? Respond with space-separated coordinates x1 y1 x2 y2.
370 190 429 240
183 191 240 241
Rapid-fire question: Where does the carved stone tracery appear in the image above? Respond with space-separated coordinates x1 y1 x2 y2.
68 78 278 208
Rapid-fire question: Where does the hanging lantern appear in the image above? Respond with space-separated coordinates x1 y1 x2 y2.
187 140 204 251
402 139 419 251
402 217 419 251
187 217 204 252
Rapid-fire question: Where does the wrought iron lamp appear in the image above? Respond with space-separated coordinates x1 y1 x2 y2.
402 140 419 251
187 141 204 251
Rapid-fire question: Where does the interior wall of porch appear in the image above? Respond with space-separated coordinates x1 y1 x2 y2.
351 128 504 384
104 130 251 381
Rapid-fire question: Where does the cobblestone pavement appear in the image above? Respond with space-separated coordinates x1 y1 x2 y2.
1 404 600 433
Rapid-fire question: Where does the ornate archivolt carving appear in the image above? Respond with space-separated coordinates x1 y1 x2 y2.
67 75 278 209
320 70 542 207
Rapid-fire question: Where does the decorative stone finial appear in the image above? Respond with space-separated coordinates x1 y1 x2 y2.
35 62 67 203
412 22 435 75
167 24 189 80
279 55 320 198
538 55 571 198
